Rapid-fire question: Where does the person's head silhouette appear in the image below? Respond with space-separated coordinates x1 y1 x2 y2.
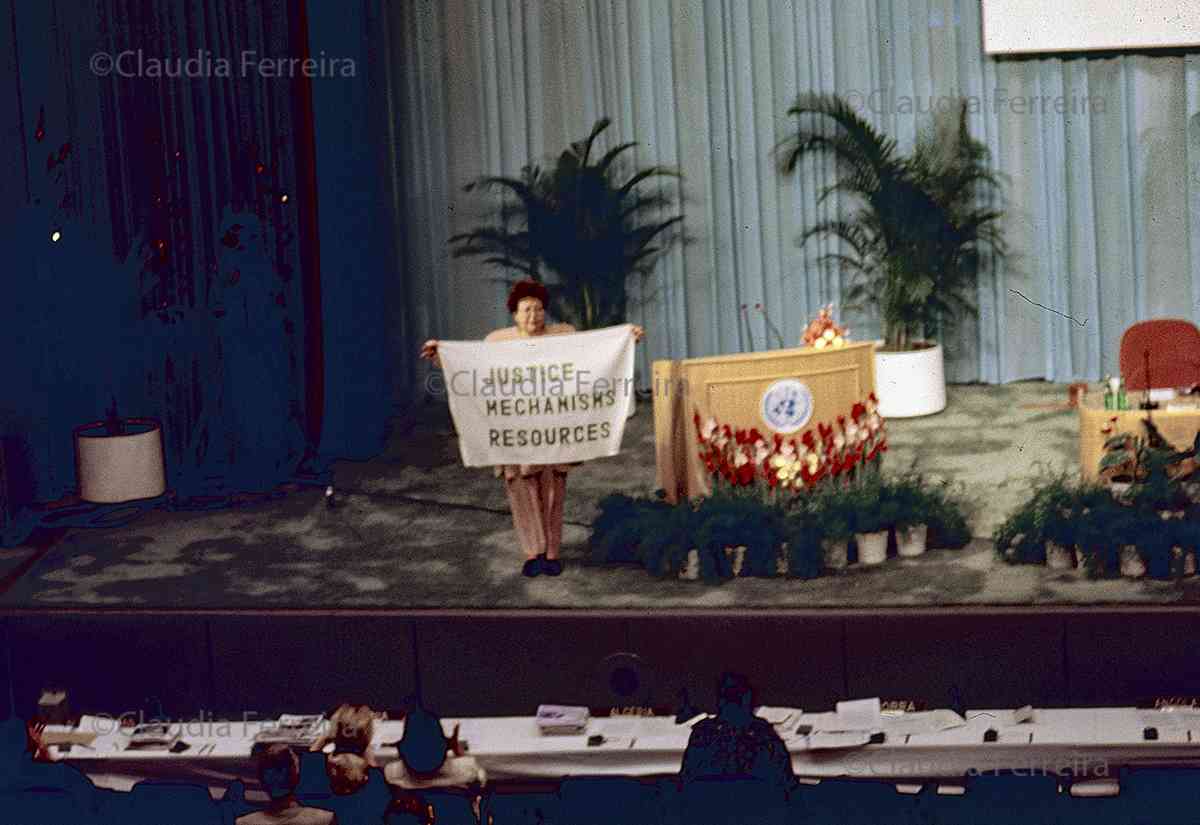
715 672 754 727
257 744 301 801
396 703 448 778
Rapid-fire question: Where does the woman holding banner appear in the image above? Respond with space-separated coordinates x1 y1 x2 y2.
420 279 644 578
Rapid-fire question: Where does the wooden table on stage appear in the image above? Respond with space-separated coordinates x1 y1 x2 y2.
1078 394 1200 482
652 342 877 502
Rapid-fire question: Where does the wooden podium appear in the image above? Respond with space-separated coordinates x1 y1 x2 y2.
653 341 877 501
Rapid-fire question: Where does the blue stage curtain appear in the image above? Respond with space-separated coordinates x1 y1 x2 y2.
390 0 1200 386
0 0 390 512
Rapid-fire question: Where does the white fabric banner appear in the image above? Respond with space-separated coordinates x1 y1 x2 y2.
437 325 636 467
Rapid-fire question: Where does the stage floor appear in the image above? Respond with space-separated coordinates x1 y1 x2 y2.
5 381 1199 609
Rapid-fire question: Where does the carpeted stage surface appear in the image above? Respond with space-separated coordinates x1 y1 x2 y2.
5 381 1200 608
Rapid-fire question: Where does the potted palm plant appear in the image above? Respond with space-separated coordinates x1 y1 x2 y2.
779 94 1007 417
450 118 684 332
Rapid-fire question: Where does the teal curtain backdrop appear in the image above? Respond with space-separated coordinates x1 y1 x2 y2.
387 0 1200 386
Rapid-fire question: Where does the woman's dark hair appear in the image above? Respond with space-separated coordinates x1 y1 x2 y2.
506 279 550 313
257 743 300 790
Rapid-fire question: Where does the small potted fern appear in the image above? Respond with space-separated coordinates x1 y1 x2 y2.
812 486 853 570
890 474 929 557
850 477 892 566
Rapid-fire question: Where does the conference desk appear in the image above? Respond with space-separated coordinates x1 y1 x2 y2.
49 707 1200 794
1078 394 1200 482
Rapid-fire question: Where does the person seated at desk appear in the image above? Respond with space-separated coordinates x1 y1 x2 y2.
310 704 379 795
309 704 391 825
237 744 337 825
679 673 797 794
1 717 101 817
385 703 485 822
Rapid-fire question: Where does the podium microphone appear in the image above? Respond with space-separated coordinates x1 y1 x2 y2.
754 304 785 349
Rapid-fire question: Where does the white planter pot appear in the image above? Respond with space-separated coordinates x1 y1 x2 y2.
1120 545 1146 578
75 419 166 503
823 539 849 570
874 342 946 418
727 545 746 577
1173 547 1196 577
856 531 889 566
897 524 928 557
1045 541 1075 570
679 549 700 580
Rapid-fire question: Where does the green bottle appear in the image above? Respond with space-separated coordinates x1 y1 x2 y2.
1117 379 1128 411
1103 375 1114 410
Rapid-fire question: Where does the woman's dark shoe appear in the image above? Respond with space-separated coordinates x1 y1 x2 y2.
522 556 542 577
541 556 563 576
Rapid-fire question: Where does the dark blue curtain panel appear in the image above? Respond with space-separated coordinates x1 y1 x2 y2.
0 0 390 519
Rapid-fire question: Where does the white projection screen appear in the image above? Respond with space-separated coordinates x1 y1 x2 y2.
982 0 1200 55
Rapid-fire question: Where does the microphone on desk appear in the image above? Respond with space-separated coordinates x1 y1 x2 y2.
948 685 965 719
1139 349 1159 410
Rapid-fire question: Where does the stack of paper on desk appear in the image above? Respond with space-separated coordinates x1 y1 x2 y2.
791 732 873 751
881 710 967 737
254 715 326 747
799 699 884 734
756 707 803 729
536 705 589 735
124 723 180 751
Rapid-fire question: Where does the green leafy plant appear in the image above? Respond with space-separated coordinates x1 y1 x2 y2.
922 478 973 549
808 483 855 544
994 504 1044 565
781 512 824 579
995 470 1079 565
846 475 893 535
1099 420 1200 510
590 493 644 563
779 94 1007 351
885 475 925 532
636 501 697 578
1076 498 1135 578
690 494 787 581
450 118 684 330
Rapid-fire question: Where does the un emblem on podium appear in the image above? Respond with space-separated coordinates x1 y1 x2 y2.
760 379 813 434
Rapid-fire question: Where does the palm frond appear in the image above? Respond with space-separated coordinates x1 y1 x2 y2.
781 92 1007 348
450 118 684 328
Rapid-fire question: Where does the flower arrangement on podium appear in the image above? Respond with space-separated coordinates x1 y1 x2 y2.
800 304 849 350
693 393 886 500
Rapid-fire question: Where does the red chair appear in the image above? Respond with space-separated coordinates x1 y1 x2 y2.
1119 319 1200 391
